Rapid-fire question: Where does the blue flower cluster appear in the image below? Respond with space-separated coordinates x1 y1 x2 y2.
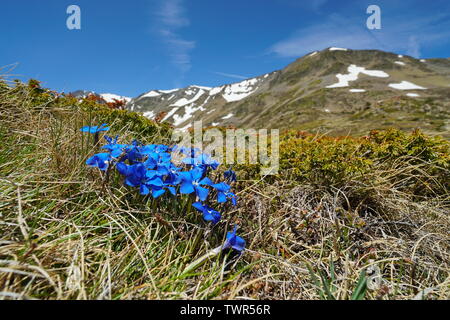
82 125 245 252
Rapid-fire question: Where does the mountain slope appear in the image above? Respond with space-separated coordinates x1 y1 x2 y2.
127 48 450 137
127 74 275 130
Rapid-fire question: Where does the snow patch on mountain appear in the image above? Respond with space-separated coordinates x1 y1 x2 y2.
406 93 420 97
171 89 206 107
191 85 212 90
222 78 259 102
139 88 182 99
327 65 389 88
329 47 348 51
159 88 179 94
222 113 234 120
389 81 427 90
100 93 131 103
172 104 202 126
162 107 180 122
209 86 223 96
141 91 161 98
184 89 196 95
349 89 366 93
143 111 155 119
172 96 211 126
395 61 406 66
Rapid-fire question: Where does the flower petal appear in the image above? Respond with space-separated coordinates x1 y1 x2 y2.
180 181 195 194
192 202 204 211
140 184 150 195
217 192 227 203
152 189 166 199
195 186 209 201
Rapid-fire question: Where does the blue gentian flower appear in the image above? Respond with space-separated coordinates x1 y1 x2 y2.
144 150 171 174
171 145 193 156
104 135 118 144
151 187 167 198
164 183 178 196
117 162 166 197
212 182 237 205
116 163 147 187
80 123 109 134
101 136 126 158
86 153 111 171
102 143 126 158
223 226 246 252
155 153 172 175
224 168 237 182
164 163 182 185
155 144 170 153
179 168 213 201
140 179 166 198
192 202 221 224
143 180 178 198
123 145 144 163
183 153 219 170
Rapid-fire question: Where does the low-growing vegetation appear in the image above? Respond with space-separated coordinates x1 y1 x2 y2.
0 79 448 300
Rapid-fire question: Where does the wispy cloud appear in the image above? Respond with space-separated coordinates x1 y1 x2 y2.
154 0 195 77
269 12 450 58
213 71 248 80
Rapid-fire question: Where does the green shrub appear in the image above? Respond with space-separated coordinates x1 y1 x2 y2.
233 128 449 198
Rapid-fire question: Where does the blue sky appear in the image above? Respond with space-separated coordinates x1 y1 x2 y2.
1 0 449 97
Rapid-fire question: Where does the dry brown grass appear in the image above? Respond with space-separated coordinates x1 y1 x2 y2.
231 181 449 299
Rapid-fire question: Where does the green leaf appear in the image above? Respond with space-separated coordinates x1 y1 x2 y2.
351 270 367 300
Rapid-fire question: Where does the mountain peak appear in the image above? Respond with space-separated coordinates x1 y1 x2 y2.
123 48 449 137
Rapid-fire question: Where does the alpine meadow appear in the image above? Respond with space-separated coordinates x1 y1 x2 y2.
0 1 449 302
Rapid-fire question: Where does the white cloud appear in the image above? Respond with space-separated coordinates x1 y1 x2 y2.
269 12 450 58
157 0 189 28
154 0 195 74
213 72 248 80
